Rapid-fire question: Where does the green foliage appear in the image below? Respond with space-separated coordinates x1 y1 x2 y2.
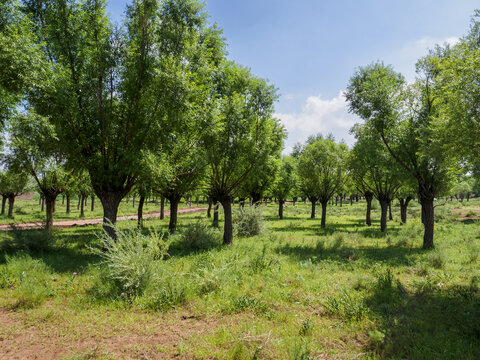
324 289 369 321
233 206 264 237
91 225 170 295
173 221 221 251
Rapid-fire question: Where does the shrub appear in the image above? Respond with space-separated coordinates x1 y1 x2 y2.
174 222 221 251
233 206 264 237
90 225 169 295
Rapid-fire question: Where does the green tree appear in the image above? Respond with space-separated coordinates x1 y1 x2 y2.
204 62 285 245
272 156 297 219
19 0 217 238
346 61 457 248
297 136 347 228
0 169 29 218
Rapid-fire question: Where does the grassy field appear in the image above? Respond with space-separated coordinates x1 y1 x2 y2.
0 196 197 225
0 198 479 359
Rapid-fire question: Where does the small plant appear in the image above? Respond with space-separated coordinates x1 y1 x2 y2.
465 210 476 218
249 245 279 273
324 289 368 321
137 278 187 311
368 329 386 352
233 206 264 237
289 341 311 360
175 221 221 251
90 224 169 295
429 250 446 269
299 318 313 337
228 294 269 314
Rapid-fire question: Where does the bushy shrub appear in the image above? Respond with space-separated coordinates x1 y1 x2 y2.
174 221 221 251
91 225 169 295
233 206 264 237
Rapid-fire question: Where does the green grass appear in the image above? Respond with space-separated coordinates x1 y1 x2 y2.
1 198 480 359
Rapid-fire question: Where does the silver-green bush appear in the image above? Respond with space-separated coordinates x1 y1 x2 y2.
233 206 264 237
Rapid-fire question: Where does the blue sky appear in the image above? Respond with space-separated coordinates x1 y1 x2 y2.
107 0 478 153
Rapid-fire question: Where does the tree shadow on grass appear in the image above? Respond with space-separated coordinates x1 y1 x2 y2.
365 280 480 359
0 227 101 274
276 242 424 267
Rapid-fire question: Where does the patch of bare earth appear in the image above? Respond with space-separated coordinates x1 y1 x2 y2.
451 208 480 221
0 307 217 359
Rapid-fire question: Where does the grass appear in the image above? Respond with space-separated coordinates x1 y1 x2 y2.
0 198 479 359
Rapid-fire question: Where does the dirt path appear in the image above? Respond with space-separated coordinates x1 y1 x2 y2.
0 207 208 231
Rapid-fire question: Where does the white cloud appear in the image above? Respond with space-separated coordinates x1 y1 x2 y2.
387 36 460 81
275 91 360 154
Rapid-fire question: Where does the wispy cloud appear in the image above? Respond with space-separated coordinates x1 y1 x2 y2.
275 91 360 154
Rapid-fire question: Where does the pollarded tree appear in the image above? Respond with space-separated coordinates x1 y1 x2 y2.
346 61 457 248
7 112 70 229
20 0 217 239
297 136 347 228
204 62 286 245
349 123 405 232
396 182 417 224
239 155 279 206
272 156 297 219
0 169 29 218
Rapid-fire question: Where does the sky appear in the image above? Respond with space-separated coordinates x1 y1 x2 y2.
107 0 478 153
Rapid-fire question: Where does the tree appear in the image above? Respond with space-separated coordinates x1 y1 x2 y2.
19 0 218 239
272 156 297 219
204 62 285 245
239 155 279 205
297 136 347 228
349 123 405 231
7 112 70 229
346 61 457 248
0 169 29 218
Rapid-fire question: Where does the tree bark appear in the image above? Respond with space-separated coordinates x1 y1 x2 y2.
379 198 388 232
45 195 55 230
399 197 412 224
137 194 145 228
420 195 435 249
350 196 353 206
213 202 219 227
160 196 165 220
310 197 317 219
98 193 123 240
7 195 15 218
207 197 212 218
221 198 233 245
365 192 373 226
168 196 180 233
279 199 284 219
66 195 71 214
320 201 327 228
1 196 6 215
91 195 95 211
41 196 44 212
80 194 85 217
77 196 81 210
62 195 65 205
388 199 393 221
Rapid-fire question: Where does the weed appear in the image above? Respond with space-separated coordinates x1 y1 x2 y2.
234 206 264 237
174 221 221 251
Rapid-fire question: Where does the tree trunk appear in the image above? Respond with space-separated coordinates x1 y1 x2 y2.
160 196 165 220
98 193 123 240
221 198 233 245
41 196 44 212
207 197 212 218
340 196 343 207
80 195 85 217
388 199 393 221
66 195 71 214
168 196 180 233
379 198 388 232
293 197 296 206
279 199 284 219
399 197 412 224
77 196 81 210
420 196 435 249
7 195 15 218
309 198 317 218
62 195 65 205
91 195 95 211
213 203 219 227
335 197 338 206
195 196 199 205
1 196 6 215
320 201 327 228
45 195 55 230
137 194 145 228
350 196 353 206
365 193 373 226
